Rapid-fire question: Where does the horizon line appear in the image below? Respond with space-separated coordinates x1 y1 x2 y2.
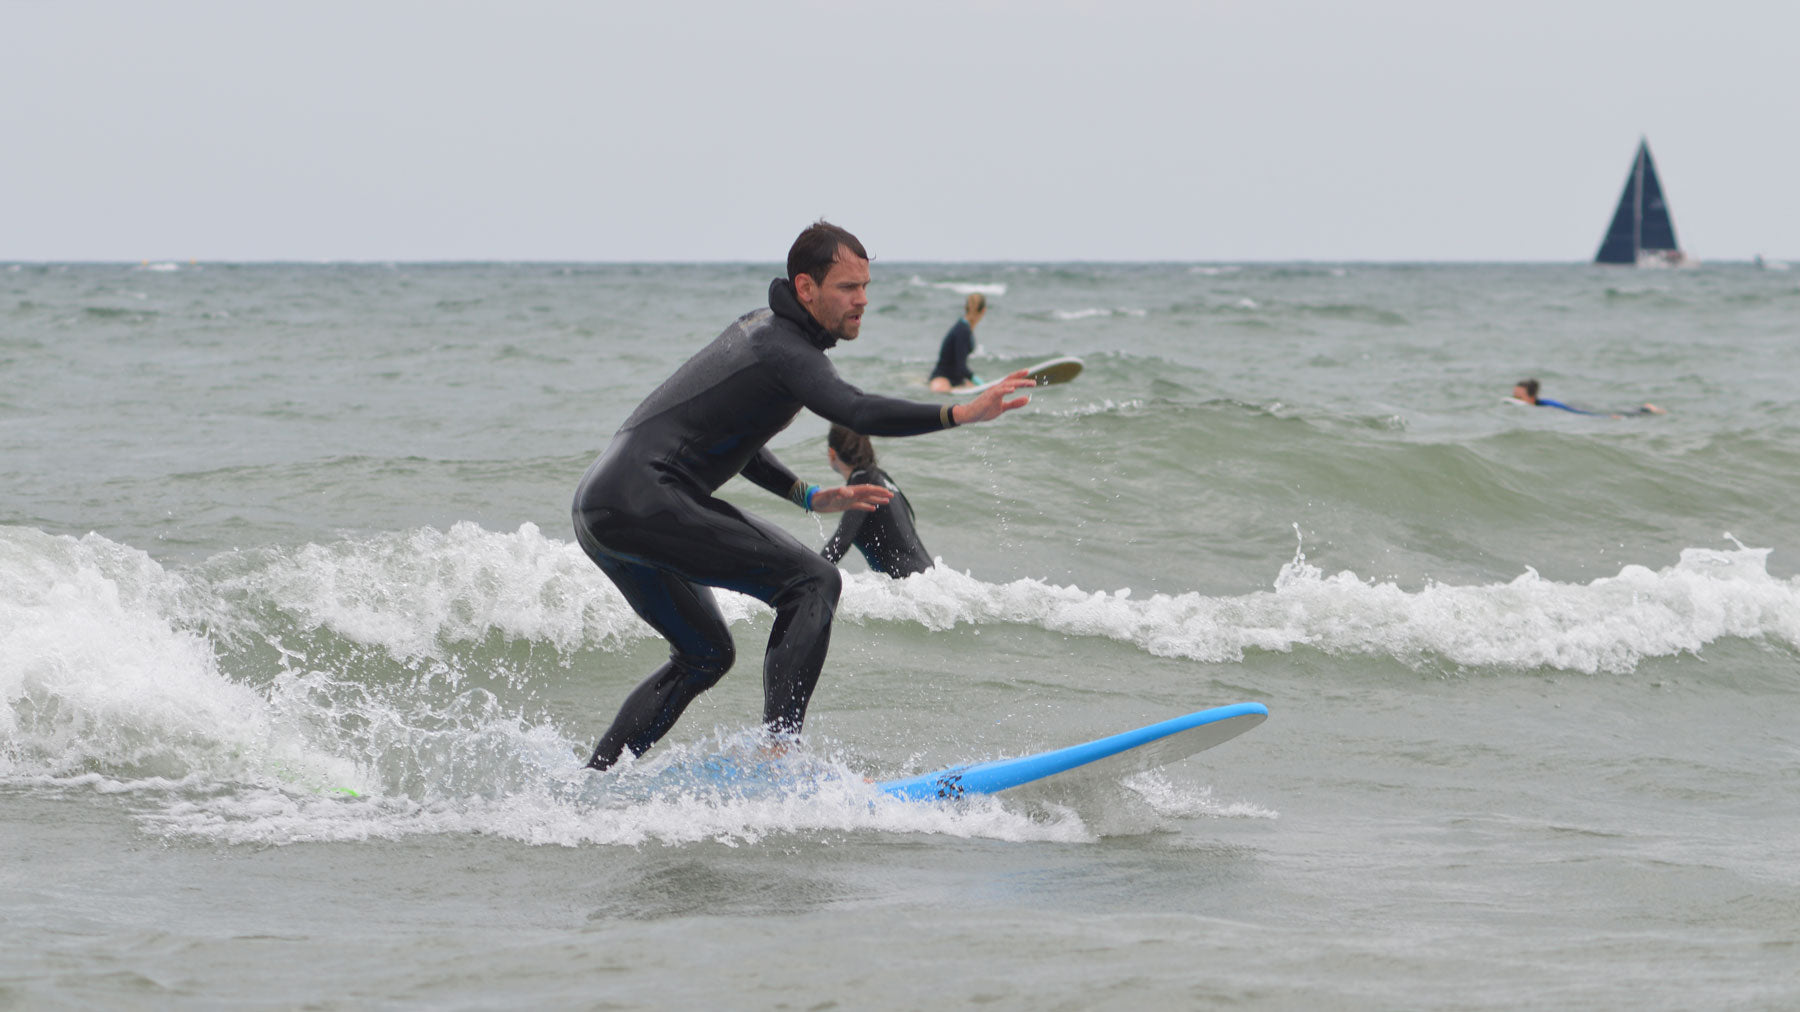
2 256 1756 267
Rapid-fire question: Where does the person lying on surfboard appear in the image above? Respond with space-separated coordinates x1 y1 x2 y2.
1509 378 1665 418
819 424 933 578
928 292 986 392
572 221 1034 772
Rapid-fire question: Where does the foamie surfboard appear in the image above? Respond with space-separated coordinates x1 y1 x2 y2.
958 355 1085 394
878 701 1267 801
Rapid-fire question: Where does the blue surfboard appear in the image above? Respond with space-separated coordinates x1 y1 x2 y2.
877 701 1267 801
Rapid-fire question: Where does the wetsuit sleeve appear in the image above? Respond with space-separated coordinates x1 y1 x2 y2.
774 341 958 435
820 510 866 564
740 446 809 504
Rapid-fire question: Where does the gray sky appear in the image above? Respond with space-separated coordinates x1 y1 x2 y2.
5 0 1795 262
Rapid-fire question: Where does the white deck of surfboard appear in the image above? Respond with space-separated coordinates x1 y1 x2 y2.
956 355 1085 395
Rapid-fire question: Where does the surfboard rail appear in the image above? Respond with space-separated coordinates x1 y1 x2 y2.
878 701 1267 801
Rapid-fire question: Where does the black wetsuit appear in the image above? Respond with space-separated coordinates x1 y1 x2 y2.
930 318 976 386
573 278 960 770
820 465 933 578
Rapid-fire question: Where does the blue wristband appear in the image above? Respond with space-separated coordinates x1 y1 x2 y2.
805 484 820 511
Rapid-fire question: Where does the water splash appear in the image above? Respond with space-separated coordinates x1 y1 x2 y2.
7 520 1791 850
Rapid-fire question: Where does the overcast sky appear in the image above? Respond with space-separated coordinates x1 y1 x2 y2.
4 0 1795 262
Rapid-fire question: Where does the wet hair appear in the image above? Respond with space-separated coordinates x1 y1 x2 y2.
964 292 987 317
1516 378 1539 399
827 424 876 470
787 220 871 286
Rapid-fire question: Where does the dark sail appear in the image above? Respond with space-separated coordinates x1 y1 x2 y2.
1595 139 1683 265
1635 147 1679 252
1594 147 1643 264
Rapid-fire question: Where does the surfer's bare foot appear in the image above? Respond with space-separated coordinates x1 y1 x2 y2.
760 728 801 760
1643 403 1666 414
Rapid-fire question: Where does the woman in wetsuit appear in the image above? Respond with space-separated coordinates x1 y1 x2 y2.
573 222 1033 771
819 425 933 578
928 292 987 392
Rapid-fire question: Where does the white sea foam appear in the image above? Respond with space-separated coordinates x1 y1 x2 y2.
7 522 1795 849
1044 398 1145 419
220 521 690 660
206 522 1800 676
1049 307 1147 321
0 527 349 784
907 275 1007 297
134 732 1096 849
0 526 1092 847
1122 769 1279 821
836 537 1799 674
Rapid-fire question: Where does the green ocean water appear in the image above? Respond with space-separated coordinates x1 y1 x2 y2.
3 260 1798 1009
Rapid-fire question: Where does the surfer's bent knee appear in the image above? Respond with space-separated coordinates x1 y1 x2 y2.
672 637 734 686
806 552 844 603
765 549 842 612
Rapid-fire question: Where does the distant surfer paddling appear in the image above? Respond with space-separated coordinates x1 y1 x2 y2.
928 293 987 392
573 222 1034 771
1510 378 1665 418
819 425 933 578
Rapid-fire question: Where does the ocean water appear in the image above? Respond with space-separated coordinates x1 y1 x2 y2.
3 260 1798 1009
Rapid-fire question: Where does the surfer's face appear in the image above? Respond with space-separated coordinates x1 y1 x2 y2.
797 247 870 341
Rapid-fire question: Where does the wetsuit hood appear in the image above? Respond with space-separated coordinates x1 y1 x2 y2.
769 278 840 351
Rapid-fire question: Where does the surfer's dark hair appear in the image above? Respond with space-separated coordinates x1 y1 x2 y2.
788 220 871 285
1517 378 1539 399
827 424 876 470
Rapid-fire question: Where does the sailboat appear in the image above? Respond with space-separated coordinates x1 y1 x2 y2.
1594 138 1693 267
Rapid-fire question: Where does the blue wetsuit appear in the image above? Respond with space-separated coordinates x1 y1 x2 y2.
930 318 976 387
573 278 960 771
1535 398 1595 415
1537 398 1659 416
820 465 933 578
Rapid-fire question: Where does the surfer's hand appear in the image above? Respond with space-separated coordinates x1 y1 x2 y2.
811 483 892 513
953 369 1034 424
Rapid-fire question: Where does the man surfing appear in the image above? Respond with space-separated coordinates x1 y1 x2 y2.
572 221 1034 771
